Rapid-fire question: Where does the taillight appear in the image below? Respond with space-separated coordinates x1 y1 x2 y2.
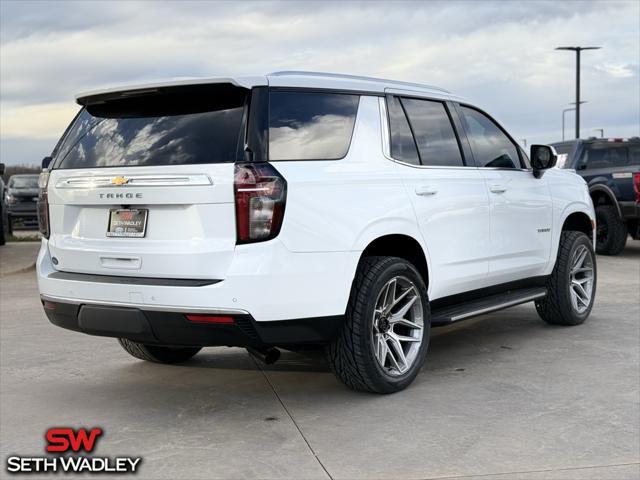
633 172 640 203
234 163 286 244
37 171 50 238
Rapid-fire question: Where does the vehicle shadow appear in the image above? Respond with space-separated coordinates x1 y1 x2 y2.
164 304 552 377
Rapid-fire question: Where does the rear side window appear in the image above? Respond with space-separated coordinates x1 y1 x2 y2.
400 98 463 167
268 91 359 161
54 85 247 169
460 106 521 169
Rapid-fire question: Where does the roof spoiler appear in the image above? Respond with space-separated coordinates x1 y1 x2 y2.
76 76 267 106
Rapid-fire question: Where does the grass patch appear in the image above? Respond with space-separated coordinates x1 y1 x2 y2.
7 234 41 242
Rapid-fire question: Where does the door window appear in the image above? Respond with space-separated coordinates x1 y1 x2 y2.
400 98 464 167
460 106 521 169
387 96 420 165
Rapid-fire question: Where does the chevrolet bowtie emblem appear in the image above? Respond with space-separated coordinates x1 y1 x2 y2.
110 176 129 186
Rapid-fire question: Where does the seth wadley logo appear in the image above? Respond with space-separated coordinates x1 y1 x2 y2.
5 427 142 474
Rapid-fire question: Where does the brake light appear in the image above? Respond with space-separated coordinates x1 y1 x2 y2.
234 163 286 244
633 172 640 203
37 171 50 239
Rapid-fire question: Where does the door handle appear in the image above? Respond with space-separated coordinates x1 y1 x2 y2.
415 185 438 196
489 184 507 194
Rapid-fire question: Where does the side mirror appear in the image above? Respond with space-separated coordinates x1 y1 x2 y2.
530 145 557 178
41 156 52 170
0 163 4 176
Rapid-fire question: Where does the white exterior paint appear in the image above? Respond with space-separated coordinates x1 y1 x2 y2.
38 72 595 324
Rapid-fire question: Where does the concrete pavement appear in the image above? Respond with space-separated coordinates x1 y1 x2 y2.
0 242 39 277
1 241 638 479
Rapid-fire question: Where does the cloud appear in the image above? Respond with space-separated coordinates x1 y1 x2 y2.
0 0 638 165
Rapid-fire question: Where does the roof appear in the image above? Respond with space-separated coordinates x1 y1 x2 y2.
75 71 460 104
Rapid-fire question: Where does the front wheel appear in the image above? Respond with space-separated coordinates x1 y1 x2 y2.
118 338 201 364
326 256 430 394
536 231 597 326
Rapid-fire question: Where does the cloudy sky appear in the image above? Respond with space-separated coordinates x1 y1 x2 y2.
1 0 638 166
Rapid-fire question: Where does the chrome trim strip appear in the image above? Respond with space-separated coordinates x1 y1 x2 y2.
40 294 249 315
55 174 212 189
378 97 391 157
450 292 546 322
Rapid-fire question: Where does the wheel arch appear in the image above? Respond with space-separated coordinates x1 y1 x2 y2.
562 211 593 237
545 203 595 275
589 185 621 218
358 233 430 291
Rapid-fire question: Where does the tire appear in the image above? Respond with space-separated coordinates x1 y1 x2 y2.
117 338 201 364
6 216 13 236
0 208 6 246
326 256 430 394
536 231 596 326
595 205 627 255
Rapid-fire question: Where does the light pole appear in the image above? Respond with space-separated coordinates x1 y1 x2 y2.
562 108 574 141
594 128 604 138
562 101 587 141
555 46 601 139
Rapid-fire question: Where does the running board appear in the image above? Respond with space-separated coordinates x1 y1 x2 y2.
431 287 547 327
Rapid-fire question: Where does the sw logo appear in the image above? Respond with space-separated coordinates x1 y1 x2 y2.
5 427 142 475
46 427 103 453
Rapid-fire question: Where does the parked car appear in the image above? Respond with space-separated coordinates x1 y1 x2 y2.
551 137 640 255
36 72 596 393
5 174 40 233
0 163 7 245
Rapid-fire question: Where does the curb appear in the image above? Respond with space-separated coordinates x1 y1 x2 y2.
0 261 37 278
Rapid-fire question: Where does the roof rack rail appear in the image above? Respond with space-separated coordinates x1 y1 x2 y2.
269 71 451 94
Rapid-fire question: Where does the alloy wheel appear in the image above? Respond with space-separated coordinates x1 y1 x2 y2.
569 244 595 314
371 276 424 376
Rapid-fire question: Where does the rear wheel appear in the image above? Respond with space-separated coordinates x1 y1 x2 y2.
536 231 596 326
595 205 627 255
0 208 6 246
118 338 201 364
326 256 430 393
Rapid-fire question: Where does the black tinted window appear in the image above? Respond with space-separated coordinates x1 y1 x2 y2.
460 106 520 169
55 86 246 169
9 176 39 188
269 91 359 160
579 144 637 169
387 96 419 165
401 98 463 167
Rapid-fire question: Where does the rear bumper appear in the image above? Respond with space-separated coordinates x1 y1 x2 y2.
7 204 37 217
41 295 343 347
37 239 357 321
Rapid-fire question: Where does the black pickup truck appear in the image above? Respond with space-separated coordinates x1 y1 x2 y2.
552 137 640 255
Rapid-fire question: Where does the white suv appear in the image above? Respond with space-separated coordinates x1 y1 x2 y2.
37 71 596 393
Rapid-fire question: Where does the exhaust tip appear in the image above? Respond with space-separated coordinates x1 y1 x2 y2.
247 346 280 365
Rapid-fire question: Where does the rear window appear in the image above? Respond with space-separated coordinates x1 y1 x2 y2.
54 85 247 169
9 176 39 188
268 91 359 161
578 143 640 169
